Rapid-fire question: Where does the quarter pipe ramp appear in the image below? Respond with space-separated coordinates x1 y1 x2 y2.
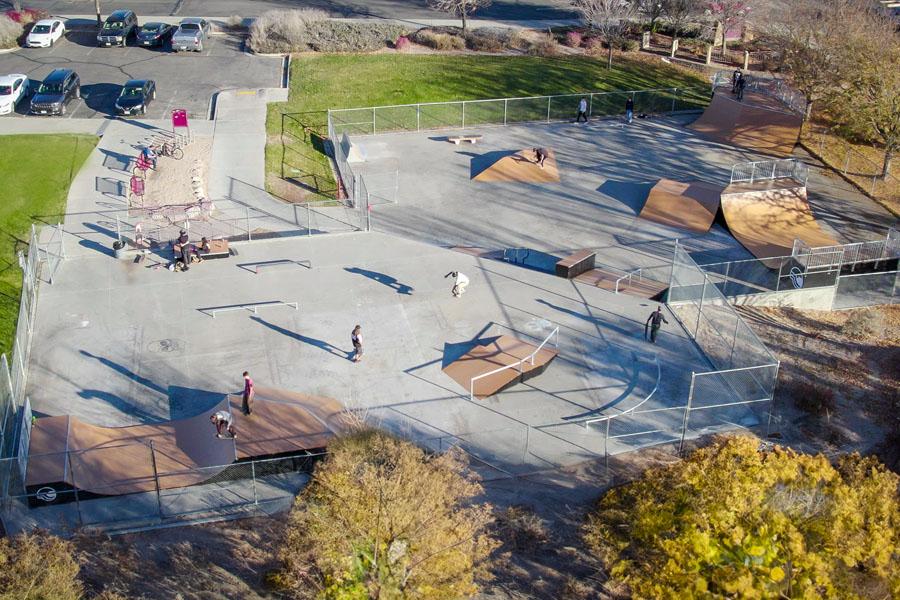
690 89 803 156
473 148 560 183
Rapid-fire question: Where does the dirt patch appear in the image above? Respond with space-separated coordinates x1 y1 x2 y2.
139 138 213 211
739 305 900 467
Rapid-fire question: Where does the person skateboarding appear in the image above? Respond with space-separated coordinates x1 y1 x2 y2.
241 371 254 415
576 97 588 123
210 410 236 439
533 148 548 169
625 96 634 124
645 306 669 344
351 325 363 362
445 271 469 297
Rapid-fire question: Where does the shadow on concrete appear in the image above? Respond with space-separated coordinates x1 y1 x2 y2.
440 336 501 370
78 239 115 256
168 385 224 420
344 267 413 295
465 150 518 179
597 180 655 215
250 316 350 360
80 350 168 395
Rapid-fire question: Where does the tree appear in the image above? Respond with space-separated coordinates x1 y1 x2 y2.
827 6 900 179
276 431 498 599
425 0 492 34
662 0 702 56
0 530 83 599
706 0 750 53
572 0 639 69
636 0 664 32
585 435 900 599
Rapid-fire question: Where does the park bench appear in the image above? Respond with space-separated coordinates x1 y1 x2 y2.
555 249 596 279
448 134 483 145
174 239 231 260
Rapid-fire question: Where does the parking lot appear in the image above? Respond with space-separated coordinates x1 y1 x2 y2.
0 26 283 120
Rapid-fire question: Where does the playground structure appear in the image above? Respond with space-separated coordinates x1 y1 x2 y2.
24 387 344 498
689 86 803 156
472 148 560 183
442 329 559 400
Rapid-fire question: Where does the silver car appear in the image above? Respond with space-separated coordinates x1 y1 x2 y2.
171 17 209 52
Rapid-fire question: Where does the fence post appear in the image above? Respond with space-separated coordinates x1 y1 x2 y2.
588 94 593 118
504 98 508 125
723 261 731 296
679 374 696 455
671 88 677 112
68 451 84 527
546 96 551 122
372 107 376 135
149 441 163 522
251 461 258 504
416 105 420 132
461 102 466 129
770 161 776 180
843 149 850 174
694 276 707 339
246 207 251 242
306 204 311 236
604 417 611 476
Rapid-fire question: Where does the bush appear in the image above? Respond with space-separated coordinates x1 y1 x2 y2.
620 38 639 52
226 14 244 30
564 30 582 48
3 8 47 24
583 36 604 55
0 15 22 49
842 308 883 338
411 28 466 51
585 435 900 598
496 505 549 552
527 37 558 57
249 9 405 53
0 531 83 599
464 27 510 52
276 430 498 598
788 379 837 416
507 29 530 51
394 35 410 51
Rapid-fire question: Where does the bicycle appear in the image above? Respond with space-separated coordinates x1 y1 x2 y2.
149 139 184 160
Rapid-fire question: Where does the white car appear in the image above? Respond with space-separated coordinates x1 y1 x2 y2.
0 74 28 115
26 19 66 48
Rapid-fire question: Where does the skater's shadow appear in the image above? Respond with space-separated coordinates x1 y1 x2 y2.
344 267 413 295
250 316 351 360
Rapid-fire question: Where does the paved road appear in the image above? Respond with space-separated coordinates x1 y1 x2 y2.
1 0 576 21
0 29 281 120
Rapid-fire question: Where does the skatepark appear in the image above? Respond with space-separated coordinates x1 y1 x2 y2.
6 76 898 532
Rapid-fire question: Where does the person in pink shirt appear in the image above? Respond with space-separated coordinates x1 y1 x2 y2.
242 371 254 415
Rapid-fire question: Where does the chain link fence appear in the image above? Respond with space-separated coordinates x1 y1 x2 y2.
729 158 808 186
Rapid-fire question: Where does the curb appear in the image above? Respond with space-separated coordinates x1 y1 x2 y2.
0 46 22 54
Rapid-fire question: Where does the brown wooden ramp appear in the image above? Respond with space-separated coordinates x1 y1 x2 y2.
442 335 558 398
574 268 668 299
473 149 560 183
26 389 345 495
638 178 723 233
689 88 802 156
720 179 838 260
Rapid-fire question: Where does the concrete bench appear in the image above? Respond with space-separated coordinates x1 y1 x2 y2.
174 239 230 260
448 134 483 145
555 249 596 279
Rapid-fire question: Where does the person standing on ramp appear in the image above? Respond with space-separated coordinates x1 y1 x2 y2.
241 371 254 415
576 97 588 123
645 306 669 344
445 271 469 297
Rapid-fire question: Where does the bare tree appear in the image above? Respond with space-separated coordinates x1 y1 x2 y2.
706 0 751 53
572 0 639 68
426 0 492 34
662 0 702 56
637 0 665 32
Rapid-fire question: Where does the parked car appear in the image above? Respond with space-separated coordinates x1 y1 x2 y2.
25 18 66 48
30 69 80 116
136 22 174 47
115 79 155 116
0 74 29 115
97 10 138 47
171 17 209 52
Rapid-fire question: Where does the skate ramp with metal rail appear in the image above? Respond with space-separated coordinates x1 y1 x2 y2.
719 179 838 260
25 388 345 496
638 178 723 233
689 88 803 156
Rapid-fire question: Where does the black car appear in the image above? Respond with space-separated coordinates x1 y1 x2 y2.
137 22 174 47
115 79 155 116
30 69 80 116
97 10 138 47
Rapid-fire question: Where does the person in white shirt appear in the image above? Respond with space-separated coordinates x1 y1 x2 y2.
210 410 236 439
576 97 588 123
445 271 469 297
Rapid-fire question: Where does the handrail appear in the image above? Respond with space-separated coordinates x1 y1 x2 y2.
469 326 559 402
614 267 643 294
200 300 299 318
580 353 661 429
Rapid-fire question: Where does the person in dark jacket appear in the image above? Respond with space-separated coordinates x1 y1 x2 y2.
645 306 669 344
625 96 634 124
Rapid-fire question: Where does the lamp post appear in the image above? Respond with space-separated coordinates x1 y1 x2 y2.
95 0 102 27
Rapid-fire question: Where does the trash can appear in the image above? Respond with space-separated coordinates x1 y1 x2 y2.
113 240 126 259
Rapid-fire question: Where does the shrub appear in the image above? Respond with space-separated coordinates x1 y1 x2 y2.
0 15 22 49
842 308 882 338
585 435 900 598
464 27 510 52
276 430 498 598
394 34 410 51
0 531 83 599
527 37 558 56
564 30 582 48
4 8 47 24
411 27 466 51
788 379 837 416
583 36 604 55
620 38 639 52
248 10 407 53
495 505 549 551
507 29 530 51
226 14 244 30
248 9 327 53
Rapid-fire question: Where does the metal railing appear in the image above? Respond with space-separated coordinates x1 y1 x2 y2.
614 267 644 293
803 124 900 200
712 71 806 116
729 158 808 186
468 327 559 402
200 301 299 318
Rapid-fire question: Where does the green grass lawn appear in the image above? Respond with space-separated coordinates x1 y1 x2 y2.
265 54 711 201
0 134 97 356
